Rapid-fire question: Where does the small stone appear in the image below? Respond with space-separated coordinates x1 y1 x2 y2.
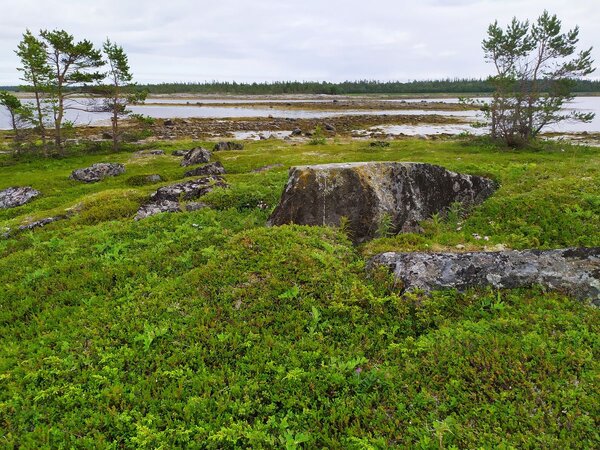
456 244 465 250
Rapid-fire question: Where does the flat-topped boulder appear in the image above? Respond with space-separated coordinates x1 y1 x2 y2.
184 161 226 178
268 162 497 243
0 186 41 209
71 163 125 183
181 148 211 167
370 248 600 304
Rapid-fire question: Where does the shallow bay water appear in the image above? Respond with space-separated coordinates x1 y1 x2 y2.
1 96 599 135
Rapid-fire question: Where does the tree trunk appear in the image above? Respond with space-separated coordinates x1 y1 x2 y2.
33 89 47 152
112 106 119 152
54 97 63 154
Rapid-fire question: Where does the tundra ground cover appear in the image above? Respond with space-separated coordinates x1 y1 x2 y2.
1 137 599 448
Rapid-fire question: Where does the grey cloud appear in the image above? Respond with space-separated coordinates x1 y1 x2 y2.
0 0 598 84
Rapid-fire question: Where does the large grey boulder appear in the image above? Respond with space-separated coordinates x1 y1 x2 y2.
184 161 226 178
0 186 41 209
268 162 497 243
370 248 600 304
181 148 211 167
135 176 228 219
71 163 125 183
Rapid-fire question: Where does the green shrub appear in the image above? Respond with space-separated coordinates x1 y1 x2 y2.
308 125 326 145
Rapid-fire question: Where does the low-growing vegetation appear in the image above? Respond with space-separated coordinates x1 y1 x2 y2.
0 137 599 448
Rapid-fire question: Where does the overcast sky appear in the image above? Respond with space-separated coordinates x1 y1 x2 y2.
0 0 598 85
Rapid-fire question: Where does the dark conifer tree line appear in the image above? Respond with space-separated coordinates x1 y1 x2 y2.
129 78 600 95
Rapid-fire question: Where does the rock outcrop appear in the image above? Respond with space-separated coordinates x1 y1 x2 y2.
181 148 211 167
0 186 41 209
214 141 244 151
71 163 125 183
135 176 227 220
19 215 67 231
370 248 600 304
268 162 497 243
184 162 226 178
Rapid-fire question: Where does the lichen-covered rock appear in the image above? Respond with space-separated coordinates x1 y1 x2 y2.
268 162 497 243
181 148 211 167
214 141 244 151
0 186 41 209
150 176 227 202
135 200 181 220
184 162 226 178
370 248 600 304
135 176 228 219
71 163 125 183
172 150 188 157
19 215 67 231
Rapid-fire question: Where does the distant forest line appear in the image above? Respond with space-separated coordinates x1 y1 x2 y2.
3 78 600 95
